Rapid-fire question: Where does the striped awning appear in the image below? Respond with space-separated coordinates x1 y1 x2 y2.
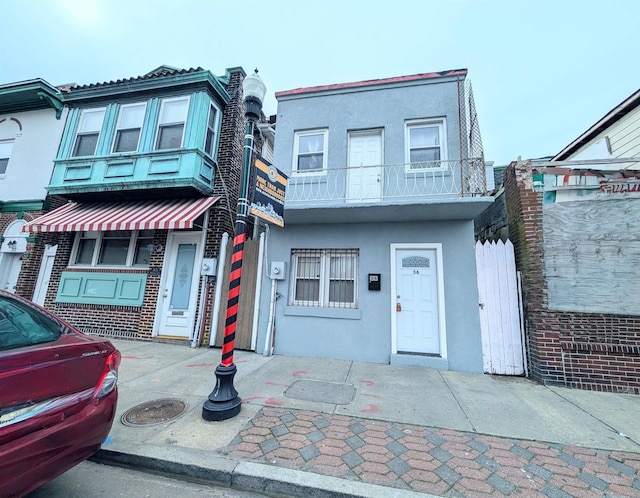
23 197 219 233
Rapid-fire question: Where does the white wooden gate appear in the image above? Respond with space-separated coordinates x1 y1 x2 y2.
475 240 526 375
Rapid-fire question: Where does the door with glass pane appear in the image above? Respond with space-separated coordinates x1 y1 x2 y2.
157 232 202 339
393 248 441 354
0 253 22 294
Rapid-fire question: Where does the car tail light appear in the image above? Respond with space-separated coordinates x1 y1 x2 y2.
93 350 121 401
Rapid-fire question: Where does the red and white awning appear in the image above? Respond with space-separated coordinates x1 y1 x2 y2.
23 197 219 233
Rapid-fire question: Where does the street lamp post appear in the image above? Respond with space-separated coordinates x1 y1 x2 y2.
202 70 266 421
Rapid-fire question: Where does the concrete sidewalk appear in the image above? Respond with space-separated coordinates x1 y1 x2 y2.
96 339 640 497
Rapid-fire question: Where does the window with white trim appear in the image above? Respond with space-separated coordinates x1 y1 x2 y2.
0 140 14 175
290 249 358 308
293 129 328 173
405 119 447 170
73 108 106 157
155 97 189 150
112 103 146 153
204 103 218 157
72 230 156 267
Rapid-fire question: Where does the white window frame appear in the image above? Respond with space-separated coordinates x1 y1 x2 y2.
155 96 190 150
72 108 106 157
292 129 328 175
404 118 447 172
70 230 156 268
0 140 14 176
204 101 221 158
290 249 358 308
112 102 147 153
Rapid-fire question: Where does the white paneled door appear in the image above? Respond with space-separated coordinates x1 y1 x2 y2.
347 130 382 202
393 247 442 355
33 245 57 305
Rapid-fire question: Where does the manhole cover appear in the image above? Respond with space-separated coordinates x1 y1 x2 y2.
121 398 188 427
285 380 356 405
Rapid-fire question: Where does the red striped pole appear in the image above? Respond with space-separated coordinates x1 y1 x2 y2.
221 230 246 366
203 70 265 422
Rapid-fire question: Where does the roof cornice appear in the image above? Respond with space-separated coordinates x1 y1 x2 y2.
63 69 231 105
276 69 467 99
0 79 64 118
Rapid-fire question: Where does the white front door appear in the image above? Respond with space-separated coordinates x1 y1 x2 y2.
157 232 202 339
393 247 444 355
0 254 22 294
347 131 382 202
33 245 58 305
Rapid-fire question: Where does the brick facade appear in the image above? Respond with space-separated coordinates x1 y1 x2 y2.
504 161 640 394
11 69 253 345
2 195 65 299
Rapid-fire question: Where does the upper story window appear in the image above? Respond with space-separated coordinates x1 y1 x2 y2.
0 140 14 175
204 103 218 157
293 129 328 174
405 119 447 170
155 97 189 150
290 249 358 309
112 103 146 153
73 108 106 157
72 230 156 267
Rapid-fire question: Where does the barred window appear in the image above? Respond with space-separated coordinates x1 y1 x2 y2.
290 249 358 308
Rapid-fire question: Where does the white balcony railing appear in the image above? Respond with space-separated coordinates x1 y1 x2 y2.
284 158 486 204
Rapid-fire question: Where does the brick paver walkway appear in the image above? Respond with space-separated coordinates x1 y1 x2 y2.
223 407 640 497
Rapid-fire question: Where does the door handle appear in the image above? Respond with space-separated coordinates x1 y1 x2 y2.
396 303 401 312
163 289 168 298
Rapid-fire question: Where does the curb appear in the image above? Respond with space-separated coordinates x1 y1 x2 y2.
93 444 437 498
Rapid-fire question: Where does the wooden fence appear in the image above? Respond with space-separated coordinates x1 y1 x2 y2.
213 237 261 351
475 240 526 375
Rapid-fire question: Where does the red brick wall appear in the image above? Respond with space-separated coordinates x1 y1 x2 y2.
44 231 153 340
2 202 60 300
505 161 640 394
199 68 253 346
9 71 253 345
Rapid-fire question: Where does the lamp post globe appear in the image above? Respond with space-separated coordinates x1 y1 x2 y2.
202 69 265 422
243 70 266 122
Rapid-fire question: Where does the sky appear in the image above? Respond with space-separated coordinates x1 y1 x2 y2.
2 0 639 166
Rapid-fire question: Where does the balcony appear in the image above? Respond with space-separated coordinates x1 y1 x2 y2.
47 148 216 201
283 158 493 224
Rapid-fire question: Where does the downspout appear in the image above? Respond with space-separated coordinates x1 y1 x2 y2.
192 274 208 348
209 232 230 346
192 210 211 348
250 231 265 351
263 278 277 356
457 75 465 196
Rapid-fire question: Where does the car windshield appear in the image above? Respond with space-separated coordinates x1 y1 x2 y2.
0 296 62 351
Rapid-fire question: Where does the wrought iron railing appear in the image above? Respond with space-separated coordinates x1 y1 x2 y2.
284 158 486 204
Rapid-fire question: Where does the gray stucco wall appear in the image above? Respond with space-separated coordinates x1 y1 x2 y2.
274 78 462 174
256 219 483 373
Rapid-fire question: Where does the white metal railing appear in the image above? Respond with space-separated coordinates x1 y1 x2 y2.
284 158 486 203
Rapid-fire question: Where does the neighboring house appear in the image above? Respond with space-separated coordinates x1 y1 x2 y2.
19 66 256 344
0 79 67 297
255 69 493 372
484 88 640 393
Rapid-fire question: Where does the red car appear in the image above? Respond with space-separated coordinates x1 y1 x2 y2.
0 290 120 496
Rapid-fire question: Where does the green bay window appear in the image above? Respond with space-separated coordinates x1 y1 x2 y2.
155 97 189 150
73 108 106 157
